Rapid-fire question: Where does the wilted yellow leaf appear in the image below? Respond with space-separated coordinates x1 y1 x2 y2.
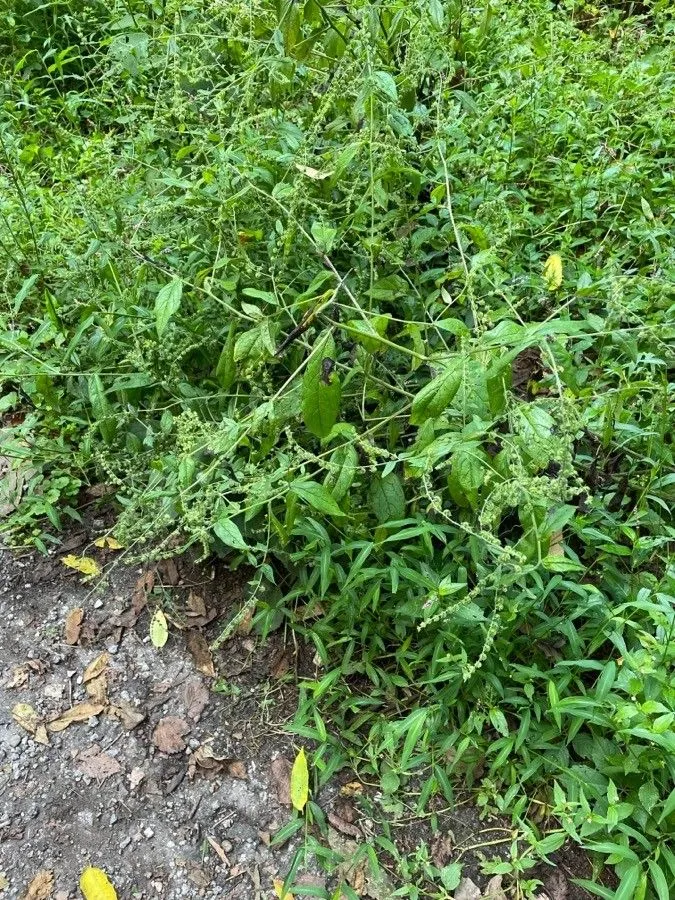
150 609 169 648
12 703 41 735
273 879 295 900
290 747 309 812
47 702 105 732
543 253 563 291
94 536 124 550
79 867 118 900
61 555 101 578
83 652 110 684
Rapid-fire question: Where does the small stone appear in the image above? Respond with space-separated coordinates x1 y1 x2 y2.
144 827 155 839
94 599 104 609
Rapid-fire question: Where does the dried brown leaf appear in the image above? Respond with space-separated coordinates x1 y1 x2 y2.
128 767 145 790
187 744 245 780
47 702 104 732
12 703 42 735
21 870 54 900
186 592 207 617
82 652 109 684
153 716 190 754
85 673 108 705
107 701 145 730
340 781 363 798
64 608 84 645
157 557 180 586
6 666 29 689
205 835 230 866
186 631 216 677
327 811 361 839
236 605 254 635
269 756 293 806
132 569 155 616
183 679 209 722
77 745 122 780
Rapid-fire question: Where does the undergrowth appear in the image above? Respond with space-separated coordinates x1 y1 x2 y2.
1 0 674 897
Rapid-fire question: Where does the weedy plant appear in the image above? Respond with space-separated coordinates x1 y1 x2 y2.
1 0 674 896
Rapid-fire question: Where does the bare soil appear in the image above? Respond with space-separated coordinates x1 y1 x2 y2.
0 523 592 899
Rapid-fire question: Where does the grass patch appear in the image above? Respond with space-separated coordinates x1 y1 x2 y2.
1 1 674 896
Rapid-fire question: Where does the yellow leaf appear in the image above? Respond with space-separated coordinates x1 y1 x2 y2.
12 703 41 735
290 747 309 812
294 163 333 181
150 609 169 648
273 879 294 900
83 652 110 684
47 702 105 732
61 555 101 578
94 537 124 550
543 253 563 291
79 867 118 900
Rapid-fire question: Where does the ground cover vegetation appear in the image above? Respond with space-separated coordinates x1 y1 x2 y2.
1 0 674 896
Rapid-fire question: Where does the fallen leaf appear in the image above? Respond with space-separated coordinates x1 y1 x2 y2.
270 756 293 806
157 557 179 585
187 744 246 780
543 253 563 291
83 652 109 684
64 608 84 645
269 647 292 679
327 810 361 838
94 536 124 550
12 703 42 736
107 701 145 730
128 767 145 791
484 875 508 900
48 702 104 732
186 592 206 617
150 609 169 648
6 665 29 688
273 879 294 900
61 554 101 578
34 725 49 745
77 745 122 781
79 867 117 900
295 163 333 180
236 604 254 635
205 835 230 866
153 716 190 754
186 631 216 677
85 673 108 705
454 877 482 900
183 679 209 722
543 870 569 900
132 569 154 616
340 781 363 797
21 870 54 900
0 873 8 892
290 748 309 812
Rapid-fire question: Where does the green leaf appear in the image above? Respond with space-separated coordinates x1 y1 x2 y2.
302 331 340 438
647 860 670 900
658 786 675 823
213 517 248 551
149 610 168 648
154 278 183 336
439 863 462 891
310 222 337 252
290 747 309 811
637 781 659 815
451 445 485 494
291 480 347 517
488 708 509 738
370 473 406 524
215 323 236 391
325 444 358 502
614 864 642 900
410 359 463 425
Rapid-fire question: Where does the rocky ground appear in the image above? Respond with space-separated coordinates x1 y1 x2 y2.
0 524 587 900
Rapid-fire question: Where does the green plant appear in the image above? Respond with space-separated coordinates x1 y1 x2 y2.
1 0 674 896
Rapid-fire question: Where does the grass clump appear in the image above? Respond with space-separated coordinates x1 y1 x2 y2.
1 0 674 896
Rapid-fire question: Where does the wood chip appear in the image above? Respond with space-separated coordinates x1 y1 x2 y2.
205 835 230 866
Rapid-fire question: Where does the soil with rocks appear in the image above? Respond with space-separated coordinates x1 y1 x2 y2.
0 523 593 899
